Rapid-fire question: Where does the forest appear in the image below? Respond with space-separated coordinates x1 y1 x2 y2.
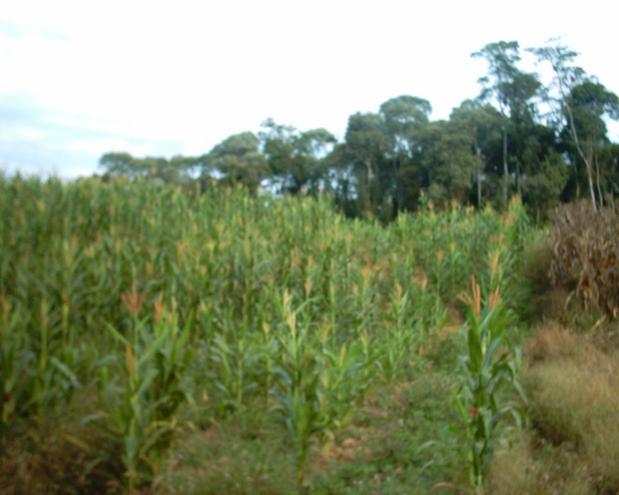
98 39 619 219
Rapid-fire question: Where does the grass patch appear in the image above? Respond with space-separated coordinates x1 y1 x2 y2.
311 371 467 494
0 393 122 495
156 408 295 495
521 323 619 493
486 431 593 495
155 369 467 495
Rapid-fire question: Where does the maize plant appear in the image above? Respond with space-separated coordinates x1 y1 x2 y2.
29 298 81 416
209 332 260 417
375 283 415 383
0 176 537 491
0 299 35 433
456 277 526 493
320 340 372 431
93 308 192 489
270 290 374 493
270 291 323 493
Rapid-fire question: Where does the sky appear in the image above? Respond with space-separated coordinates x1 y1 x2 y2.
1 0 618 178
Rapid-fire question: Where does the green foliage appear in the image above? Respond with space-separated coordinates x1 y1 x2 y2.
0 299 34 432
260 119 336 194
203 132 269 192
0 176 537 492
530 39 619 209
311 373 465 494
456 248 527 493
99 152 195 183
90 38 618 218
93 310 193 489
460 198 531 454
269 290 372 493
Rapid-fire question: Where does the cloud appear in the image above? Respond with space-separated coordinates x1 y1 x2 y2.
0 18 66 42
0 94 181 177
0 19 21 38
1 0 618 177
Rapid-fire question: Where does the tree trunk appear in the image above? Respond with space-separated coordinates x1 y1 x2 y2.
502 126 508 208
475 144 483 208
583 146 597 211
564 100 597 211
363 159 375 215
595 150 604 208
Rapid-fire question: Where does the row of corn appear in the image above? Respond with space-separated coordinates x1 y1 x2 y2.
0 174 530 491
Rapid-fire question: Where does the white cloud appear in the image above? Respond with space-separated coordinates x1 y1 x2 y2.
65 138 160 158
1 0 618 176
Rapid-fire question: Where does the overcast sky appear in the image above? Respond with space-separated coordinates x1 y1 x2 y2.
1 0 618 178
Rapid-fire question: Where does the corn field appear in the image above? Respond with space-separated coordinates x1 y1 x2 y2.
0 174 530 493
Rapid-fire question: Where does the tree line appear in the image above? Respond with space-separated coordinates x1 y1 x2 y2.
98 39 619 220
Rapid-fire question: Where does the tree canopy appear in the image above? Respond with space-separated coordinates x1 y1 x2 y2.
98 38 619 220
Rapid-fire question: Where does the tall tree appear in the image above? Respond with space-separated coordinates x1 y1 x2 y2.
99 152 141 178
450 101 504 207
567 81 619 205
203 132 268 193
379 95 432 212
259 119 335 194
417 120 480 206
332 97 432 219
529 41 619 209
339 112 390 218
99 152 194 183
473 41 542 206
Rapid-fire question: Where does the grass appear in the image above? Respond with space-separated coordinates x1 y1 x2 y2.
486 430 592 495
525 324 619 492
311 372 467 494
156 369 467 495
0 390 123 495
482 322 619 495
156 405 295 495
